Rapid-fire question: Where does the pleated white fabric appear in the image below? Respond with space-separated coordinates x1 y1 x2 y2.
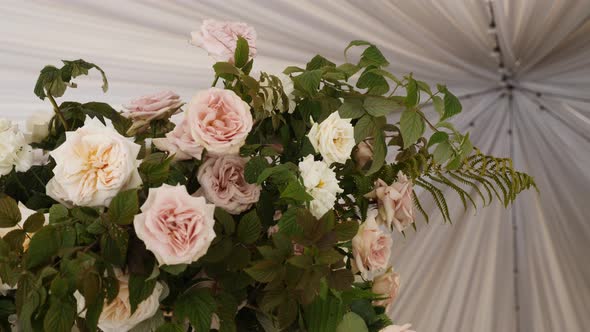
1 1 589 331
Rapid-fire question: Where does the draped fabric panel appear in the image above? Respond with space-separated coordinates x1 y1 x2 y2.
1 1 589 331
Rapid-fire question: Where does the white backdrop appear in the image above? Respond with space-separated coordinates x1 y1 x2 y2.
1 1 590 331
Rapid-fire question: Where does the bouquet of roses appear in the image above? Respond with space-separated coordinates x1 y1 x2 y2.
0 20 535 332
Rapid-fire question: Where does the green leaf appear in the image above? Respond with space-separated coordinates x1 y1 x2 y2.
277 208 302 236
234 36 250 68
155 323 185 332
363 97 401 117
244 260 280 282
428 131 449 147
400 110 425 148
334 220 359 242
161 264 187 275
175 289 216 332
226 245 252 271
108 189 138 225
33 65 66 99
213 62 240 76
338 99 365 119
405 78 419 107
139 153 173 187
0 196 21 228
3 229 25 251
336 312 368 332
359 45 389 67
442 90 462 121
237 210 262 244
101 224 129 266
416 80 433 96
304 292 344 332
354 115 376 144
22 212 46 233
306 55 336 70
281 180 313 201
293 70 323 96
244 156 269 184
336 63 360 79
344 40 372 58
366 130 386 175
129 274 157 314
49 204 69 224
61 59 109 93
26 225 59 269
283 66 305 75
43 298 77 332
215 208 235 235
433 141 453 164
317 248 343 265
432 95 444 118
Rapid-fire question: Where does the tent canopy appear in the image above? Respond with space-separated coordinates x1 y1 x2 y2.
1 1 589 331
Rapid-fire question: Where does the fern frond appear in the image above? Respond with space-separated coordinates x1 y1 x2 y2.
415 179 451 223
412 189 429 224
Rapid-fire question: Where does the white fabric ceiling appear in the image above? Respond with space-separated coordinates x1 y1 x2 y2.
1 1 590 331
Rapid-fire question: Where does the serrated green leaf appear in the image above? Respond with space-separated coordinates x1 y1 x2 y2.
432 95 444 118
336 312 368 332
405 78 419 107
344 40 372 58
215 207 235 235
234 36 250 68
245 260 280 282
334 220 359 242
175 289 215 332
281 180 313 201
400 110 424 148
359 45 389 67
428 131 449 147
49 204 69 224
433 141 453 164
442 90 462 121
129 274 157 314
108 189 138 225
213 62 240 76
338 99 365 119
293 69 322 96
237 210 262 244
363 97 400 117
366 130 386 175
244 156 269 184
0 196 21 228
26 225 59 269
22 212 45 233
354 114 376 144
43 298 76 332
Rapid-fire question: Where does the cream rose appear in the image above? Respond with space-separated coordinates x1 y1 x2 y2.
191 19 257 63
372 268 400 311
75 269 163 332
352 209 392 277
365 171 415 232
25 111 53 143
298 154 343 219
197 155 260 214
46 117 142 207
134 184 216 266
380 324 415 332
0 118 34 176
122 90 182 122
0 202 48 294
307 112 355 165
154 88 252 159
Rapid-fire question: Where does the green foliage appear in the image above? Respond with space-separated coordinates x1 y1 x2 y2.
34 59 108 100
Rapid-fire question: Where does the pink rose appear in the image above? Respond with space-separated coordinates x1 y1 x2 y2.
352 209 392 277
380 324 415 332
191 19 257 63
354 140 374 169
153 88 252 159
197 155 260 214
133 184 216 266
123 91 182 121
365 171 415 233
372 269 400 311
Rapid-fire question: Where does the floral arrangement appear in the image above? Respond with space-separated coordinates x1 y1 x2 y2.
0 20 536 332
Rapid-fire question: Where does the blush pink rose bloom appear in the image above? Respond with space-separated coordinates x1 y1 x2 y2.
380 324 415 332
365 171 415 233
133 184 216 266
191 19 257 63
352 209 392 277
372 268 400 311
153 88 252 159
354 140 374 169
197 155 260 215
123 91 183 121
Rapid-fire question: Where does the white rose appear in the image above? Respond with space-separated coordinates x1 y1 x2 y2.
298 155 343 219
0 202 48 294
75 269 163 332
307 112 355 165
380 324 415 332
0 119 34 176
25 111 53 143
46 117 142 207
